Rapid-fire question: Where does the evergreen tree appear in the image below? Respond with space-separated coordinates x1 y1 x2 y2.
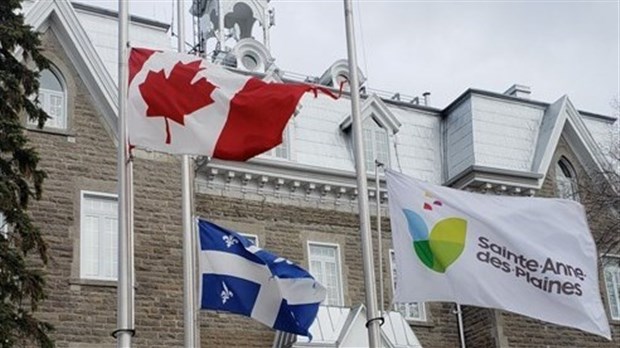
0 0 53 346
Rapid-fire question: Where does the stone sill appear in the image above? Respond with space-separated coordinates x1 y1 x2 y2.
69 278 117 288
27 125 75 138
407 319 434 328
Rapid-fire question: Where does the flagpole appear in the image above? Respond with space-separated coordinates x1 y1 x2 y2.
375 160 384 314
456 303 467 348
115 0 134 346
343 1 382 346
178 0 200 346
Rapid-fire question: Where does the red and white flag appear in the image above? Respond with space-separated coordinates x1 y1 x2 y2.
127 48 328 161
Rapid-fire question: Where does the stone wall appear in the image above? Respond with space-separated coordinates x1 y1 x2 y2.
461 307 501 347
27 29 184 348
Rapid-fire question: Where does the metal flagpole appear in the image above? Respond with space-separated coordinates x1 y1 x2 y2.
375 160 385 315
178 1 200 346
115 0 134 346
343 1 382 346
456 304 467 348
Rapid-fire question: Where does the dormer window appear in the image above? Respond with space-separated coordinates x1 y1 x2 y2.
241 53 259 71
31 68 67 130
555 157 579 201
363 117 389 170
319 59 366 89
262 124 291 160
335 74 349 88
231 38 274 73
339 94 401 171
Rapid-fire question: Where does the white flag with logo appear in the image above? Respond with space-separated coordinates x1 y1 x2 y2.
386 170 610 339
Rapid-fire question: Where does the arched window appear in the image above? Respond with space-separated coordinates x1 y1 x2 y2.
555 157 580 201
363 116 389 171
34 68 67 129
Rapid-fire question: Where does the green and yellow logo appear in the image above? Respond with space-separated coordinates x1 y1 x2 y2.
403 193 467 273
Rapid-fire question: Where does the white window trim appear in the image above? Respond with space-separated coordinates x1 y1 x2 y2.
80 190 118 281
307 241 344 307
363 117 390 172
555 157 580 201
240 233 259 247
30 67 68 131
0 212 8 237
389 249 427 321
603 255 620 321
39 88 67 129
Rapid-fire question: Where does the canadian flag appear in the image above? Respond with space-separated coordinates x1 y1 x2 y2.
127 48 327 161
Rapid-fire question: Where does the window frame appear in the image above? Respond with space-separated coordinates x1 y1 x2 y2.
307 241 344 306
79 190 119 281
262 123 292 160
555 156 580 201
0 212 8 237
389 249 427 321
362 116 390 171
603 255 620 321
31 66 68 131
240 233 259 247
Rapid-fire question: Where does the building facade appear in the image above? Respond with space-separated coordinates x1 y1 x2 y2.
15 0 620 347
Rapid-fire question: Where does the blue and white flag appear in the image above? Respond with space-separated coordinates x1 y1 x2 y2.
197 218 326 337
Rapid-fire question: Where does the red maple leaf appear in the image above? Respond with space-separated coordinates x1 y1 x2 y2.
139 60 217 144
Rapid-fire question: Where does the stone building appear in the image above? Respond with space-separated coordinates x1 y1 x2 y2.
14 0 619 347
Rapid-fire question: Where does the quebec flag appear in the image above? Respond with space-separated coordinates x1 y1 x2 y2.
198 218 326 337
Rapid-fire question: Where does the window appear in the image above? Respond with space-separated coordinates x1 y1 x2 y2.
241 53 259 71
80 192 118 280
264 124 291 160
363 117 389 170
241 233 259 247
308 242 343 306
0 212 7 237
603 256 620 320
31 68 67 130
555 157 579 201
390 250 426 321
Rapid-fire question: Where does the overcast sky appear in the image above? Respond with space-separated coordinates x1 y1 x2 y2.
81 0 619 116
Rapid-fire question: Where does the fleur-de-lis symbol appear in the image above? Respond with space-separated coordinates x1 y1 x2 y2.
221 281 233 304
222 235 238 248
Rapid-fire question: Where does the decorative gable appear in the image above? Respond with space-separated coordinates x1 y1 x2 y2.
339 94 401 134
532 96 613 182
25 0 119 140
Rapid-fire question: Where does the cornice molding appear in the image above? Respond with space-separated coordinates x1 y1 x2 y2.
444 165 543 193
197 158 540 212
196 158 390 212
